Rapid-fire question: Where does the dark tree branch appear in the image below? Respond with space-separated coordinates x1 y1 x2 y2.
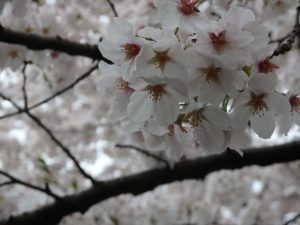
0 170 60 200
0 63 99 120
116 144 171 168
0 181 14 187
106 0 118 17
271 2 300 58
0 93 97 184
0 24 112 64
21 61 31 110
1 142 300 225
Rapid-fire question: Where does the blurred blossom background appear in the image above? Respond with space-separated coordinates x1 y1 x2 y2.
0 0 300 224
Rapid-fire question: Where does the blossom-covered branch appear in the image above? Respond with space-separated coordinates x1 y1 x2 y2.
0 24 112 63
1 141 300 225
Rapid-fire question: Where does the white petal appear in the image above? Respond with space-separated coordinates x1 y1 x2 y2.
250 111 275 139
277 114 293 135
248 74 277 93
98 40 125 64
221 6 255 28
243 22 269 51
203 106 229 130
155 94 179 125
231 90 251 109
265 92 291 115
231 105 251 130
127 91 154 122
146 119 168 136
138 27 163 41
227 26 254 48
97 75 118 97
108 92 131 120
228 130 252 151
144 135 164 150
195 121 224 153
108 18 133 43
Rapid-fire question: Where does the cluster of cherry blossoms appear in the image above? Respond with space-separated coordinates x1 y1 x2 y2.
98 0 300 160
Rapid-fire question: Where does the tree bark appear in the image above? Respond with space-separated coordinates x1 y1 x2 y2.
0 25 112 64
1 142 300 225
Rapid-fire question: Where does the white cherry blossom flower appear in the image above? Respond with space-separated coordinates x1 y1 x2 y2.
251 47 279 75
134 33 188 80
127 77 185 125
144 124 192 163
187 51 247 104
277 91 300 135
231 76 290 139
193 6 255 66
98 18 144 76
156 0 207 30
184 101 229 153
98 62 134 120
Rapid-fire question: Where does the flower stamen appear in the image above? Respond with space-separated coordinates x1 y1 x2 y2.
200 64 222 83
289 95 300 113
148 50 171 72
246 92 268 114
257 58 279 74
208 31 228 52
121 43 141 60
116 77 133 93
146 84 166 101
177 0 199 16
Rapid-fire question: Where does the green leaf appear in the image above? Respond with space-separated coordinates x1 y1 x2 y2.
70 177 79 191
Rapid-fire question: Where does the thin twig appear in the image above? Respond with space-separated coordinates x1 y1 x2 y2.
271 2 300 58
0 180 14 187
116 144 171 168
283 213 300 225
106 0 118 17
269 32 292 44
0 170 60 200
21 61 31 110
0 63 99 120
0 93 98 184
30 63 99 109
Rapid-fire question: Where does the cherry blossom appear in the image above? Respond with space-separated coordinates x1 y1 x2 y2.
98 18 144 76
127 77 185 125
98 62 133 120
278 90 300 135
231 76 290 139
187 51 246 103
98 2 298 156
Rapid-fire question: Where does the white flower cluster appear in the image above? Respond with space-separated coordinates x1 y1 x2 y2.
98 0 299 159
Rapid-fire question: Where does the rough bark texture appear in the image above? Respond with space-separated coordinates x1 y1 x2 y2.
1 142 300 225
0 25 112 64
